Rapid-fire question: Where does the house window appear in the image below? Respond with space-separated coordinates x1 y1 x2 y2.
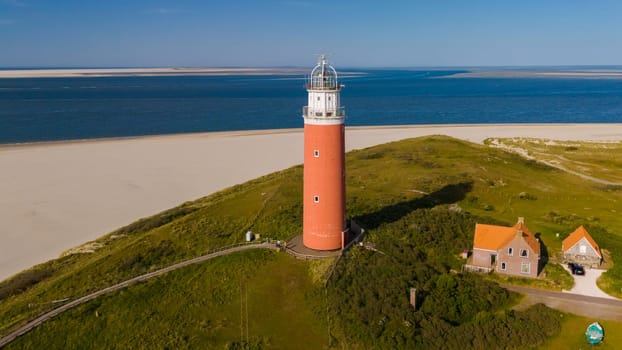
521 262 530 274
501 262 507 271
580 245 587 254
520 249 529 258
508 247 513 256
313 149 320 158
313 195 320 203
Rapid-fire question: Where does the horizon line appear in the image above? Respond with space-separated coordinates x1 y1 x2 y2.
2 64 622 70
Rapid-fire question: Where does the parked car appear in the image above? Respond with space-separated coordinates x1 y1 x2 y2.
568 263 585 275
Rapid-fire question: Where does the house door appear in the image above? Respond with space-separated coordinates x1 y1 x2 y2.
490 254 497 266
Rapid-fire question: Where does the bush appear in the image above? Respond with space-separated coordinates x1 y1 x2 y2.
114 207 198 236
0 266 56 300
327 208 560 348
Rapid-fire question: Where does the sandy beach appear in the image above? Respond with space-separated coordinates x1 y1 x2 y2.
1 124 622 282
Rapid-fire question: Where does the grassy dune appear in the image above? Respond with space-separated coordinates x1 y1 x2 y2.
5 251 327 349
1 135 622 348
487 137 622 184
485 137 622 295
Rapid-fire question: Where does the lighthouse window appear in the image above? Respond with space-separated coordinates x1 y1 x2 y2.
328 96 331 101
313 149 320 157
313 195 320 203
317 96 320 101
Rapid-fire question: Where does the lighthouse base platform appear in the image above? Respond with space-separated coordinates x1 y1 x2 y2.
285 234 341 259
284 221 367 259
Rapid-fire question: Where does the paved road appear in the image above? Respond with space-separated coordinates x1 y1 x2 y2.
505 285 622 322
0 242 276 348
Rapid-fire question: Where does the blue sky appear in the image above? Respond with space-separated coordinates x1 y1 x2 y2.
1 0 622 68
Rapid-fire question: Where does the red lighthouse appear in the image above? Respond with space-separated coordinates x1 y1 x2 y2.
302 55 347 251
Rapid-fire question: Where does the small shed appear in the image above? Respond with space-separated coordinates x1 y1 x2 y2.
562 225 602 268
245 231 254 242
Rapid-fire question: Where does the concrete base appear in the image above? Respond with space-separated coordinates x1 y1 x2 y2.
286 235 341 258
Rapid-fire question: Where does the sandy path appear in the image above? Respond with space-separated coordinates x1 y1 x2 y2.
1 124 621 282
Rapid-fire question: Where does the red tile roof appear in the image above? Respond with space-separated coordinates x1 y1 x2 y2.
474 218 540 254
562 225 601 258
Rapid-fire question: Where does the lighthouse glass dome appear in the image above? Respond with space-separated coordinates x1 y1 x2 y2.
308 55 339 90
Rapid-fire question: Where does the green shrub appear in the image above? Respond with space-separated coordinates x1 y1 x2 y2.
325 208 558 348
114 207 198 236
0 266 57 301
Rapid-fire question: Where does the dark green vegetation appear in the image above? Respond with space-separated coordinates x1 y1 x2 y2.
328 209 561 349
1 135 622 349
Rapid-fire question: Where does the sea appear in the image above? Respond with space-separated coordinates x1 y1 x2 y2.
2 69 622 144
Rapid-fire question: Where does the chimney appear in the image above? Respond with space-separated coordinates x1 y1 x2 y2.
517 217 524 225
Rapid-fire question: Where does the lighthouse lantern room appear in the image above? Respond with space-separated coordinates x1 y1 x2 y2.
302 55 347 251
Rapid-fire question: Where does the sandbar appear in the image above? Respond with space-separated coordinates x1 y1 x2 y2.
0 68 308 79
1 124 622 282
449 70 622 79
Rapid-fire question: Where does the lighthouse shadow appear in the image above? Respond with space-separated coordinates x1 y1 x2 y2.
352 181 473 230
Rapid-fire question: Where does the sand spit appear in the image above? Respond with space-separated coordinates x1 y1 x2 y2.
449 70 622 79
1 124 622 281
0 68 309 79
